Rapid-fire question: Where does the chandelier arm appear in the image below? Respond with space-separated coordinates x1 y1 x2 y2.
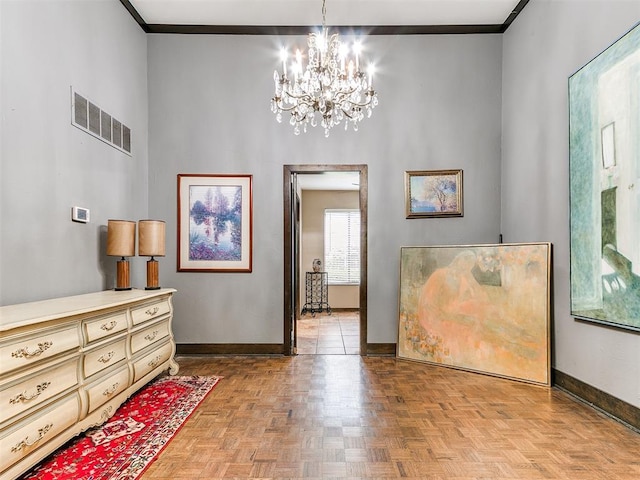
274 99 311 122
342 97 375 108
339 101 371 117
282 91 317 103
274 103 301 113
293 112 310 122
283 102 317 115
330 84 376 105
331 91 373 108
326 86 357 102
340 109 355 120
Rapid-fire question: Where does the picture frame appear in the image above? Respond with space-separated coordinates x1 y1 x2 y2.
177 174 253 272
405 169 463 218
398 243 552 386
569 22 640 332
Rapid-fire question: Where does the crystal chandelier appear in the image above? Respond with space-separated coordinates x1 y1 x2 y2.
270 0 378 137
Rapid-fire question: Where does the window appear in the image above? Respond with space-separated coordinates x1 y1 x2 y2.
324 209 360 285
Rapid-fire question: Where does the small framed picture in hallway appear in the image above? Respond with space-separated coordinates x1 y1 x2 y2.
177 174 253 272
405 169 463 218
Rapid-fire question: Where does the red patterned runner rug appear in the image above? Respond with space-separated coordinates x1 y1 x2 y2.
19 375 220 480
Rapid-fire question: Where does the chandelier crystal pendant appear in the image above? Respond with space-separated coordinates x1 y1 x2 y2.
270 0 378 137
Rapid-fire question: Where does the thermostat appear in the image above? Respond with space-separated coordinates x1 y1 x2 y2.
72 206 90 223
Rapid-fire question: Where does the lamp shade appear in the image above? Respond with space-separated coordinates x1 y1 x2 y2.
138 220 166 257
106 220 136 257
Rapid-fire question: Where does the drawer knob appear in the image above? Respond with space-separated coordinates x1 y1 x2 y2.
9 382 52 404
100 320 118 331
145 306 160 316
144 330 159 342
11 341 53 359
11 423 53 452
98 351 115 363
103 382 119 396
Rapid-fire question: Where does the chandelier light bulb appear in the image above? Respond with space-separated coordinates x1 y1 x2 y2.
270 0 379 136
353 41 362 69
280 48 288 77
339 43 349 56
368 64 375 87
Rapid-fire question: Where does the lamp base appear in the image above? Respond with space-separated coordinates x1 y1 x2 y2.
145 258 161 290
115 259 131 291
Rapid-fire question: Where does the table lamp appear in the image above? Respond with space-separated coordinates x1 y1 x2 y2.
138 220 166 290
106 219 136 290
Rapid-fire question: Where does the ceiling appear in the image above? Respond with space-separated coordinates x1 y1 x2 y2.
123 0 529 34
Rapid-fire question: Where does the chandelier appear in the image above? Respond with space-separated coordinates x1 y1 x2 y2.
270 0 378 137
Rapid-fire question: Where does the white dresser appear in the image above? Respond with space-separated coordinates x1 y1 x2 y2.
0 288 178 480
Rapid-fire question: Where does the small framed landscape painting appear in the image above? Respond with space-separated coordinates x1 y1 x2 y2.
405 169 463 218
398 243 552 386
177 174 253 273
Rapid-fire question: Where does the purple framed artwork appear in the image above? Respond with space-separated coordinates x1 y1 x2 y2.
177 174 252 272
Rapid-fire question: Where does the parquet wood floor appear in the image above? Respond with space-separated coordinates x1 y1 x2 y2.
142 355 640 480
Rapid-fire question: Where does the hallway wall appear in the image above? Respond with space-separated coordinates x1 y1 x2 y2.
147 33 503 345
0 0 149 305
501 0 640 407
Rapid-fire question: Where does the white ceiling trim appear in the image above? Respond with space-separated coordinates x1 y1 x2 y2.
128 0 523 27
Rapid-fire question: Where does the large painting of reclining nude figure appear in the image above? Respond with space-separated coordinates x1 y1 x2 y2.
398 243 551 386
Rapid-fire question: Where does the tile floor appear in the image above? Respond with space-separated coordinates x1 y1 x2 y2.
296 309 360 355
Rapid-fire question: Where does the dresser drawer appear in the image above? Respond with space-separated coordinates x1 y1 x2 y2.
0 325 80 375
0 357 79 426
0 394 80 473
83 338 127 378
130 318 170 354
85 365 130 414
133 341 172 383
83 311 128 344
131 298 171 326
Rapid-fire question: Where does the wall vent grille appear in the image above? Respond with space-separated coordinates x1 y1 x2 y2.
71 88 132 155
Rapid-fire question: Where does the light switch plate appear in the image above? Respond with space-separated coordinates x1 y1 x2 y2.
72 206 90 223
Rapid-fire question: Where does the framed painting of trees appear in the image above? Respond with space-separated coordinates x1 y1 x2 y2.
177 174 253 272
405 169 463 218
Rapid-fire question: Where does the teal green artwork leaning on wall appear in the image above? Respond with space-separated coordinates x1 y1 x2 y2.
569 22 640 331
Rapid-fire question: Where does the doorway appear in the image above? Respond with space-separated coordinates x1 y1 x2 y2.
283 164 368 356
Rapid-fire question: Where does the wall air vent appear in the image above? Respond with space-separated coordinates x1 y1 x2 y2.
71 88 132 155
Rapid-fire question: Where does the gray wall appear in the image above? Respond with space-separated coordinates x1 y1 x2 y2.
0 0 149 304
501 0 640 407
147 34 503 345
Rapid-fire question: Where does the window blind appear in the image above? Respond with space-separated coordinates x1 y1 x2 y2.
324 209 360 285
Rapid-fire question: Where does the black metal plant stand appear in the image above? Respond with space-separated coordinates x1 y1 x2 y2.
301 271 332 317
